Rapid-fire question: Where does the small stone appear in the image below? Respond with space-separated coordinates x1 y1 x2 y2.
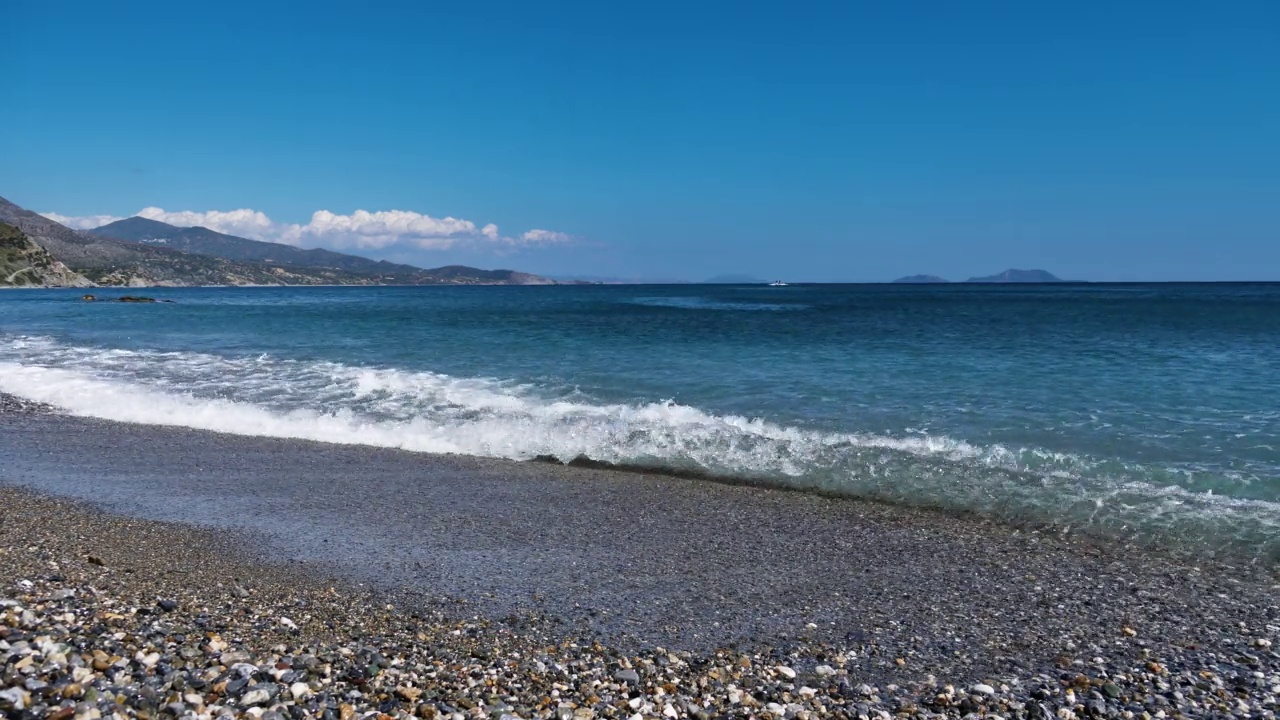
814 665 836 677
775 665 797 680
156 599 178 612
1257 638 1273 649
290 682 312 700
241 687 274 706
397 686 422 702
1102 682 1122 699
973 684 996 695
614 669 640 684
0 687 29 710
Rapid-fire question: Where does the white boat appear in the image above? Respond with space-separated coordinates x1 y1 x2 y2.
768 280 788 286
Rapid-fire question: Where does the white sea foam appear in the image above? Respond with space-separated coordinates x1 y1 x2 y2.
2 335 1278 553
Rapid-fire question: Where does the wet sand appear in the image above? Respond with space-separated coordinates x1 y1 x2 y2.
2 401 1278 691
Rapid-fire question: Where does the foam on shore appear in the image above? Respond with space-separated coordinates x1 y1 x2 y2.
2 334 1279 557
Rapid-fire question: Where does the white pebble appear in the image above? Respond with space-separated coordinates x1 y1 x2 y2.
241 688 272 706
775 665 797 679
973 683 996 695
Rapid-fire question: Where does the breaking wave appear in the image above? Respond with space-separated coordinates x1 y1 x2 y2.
2 335 1278 557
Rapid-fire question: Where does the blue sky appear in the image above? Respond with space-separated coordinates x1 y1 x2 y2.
3 1 1278 281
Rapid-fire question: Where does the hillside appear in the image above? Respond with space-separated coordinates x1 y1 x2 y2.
0 222 92 287
91 217 425 277
965 269 1063 283
0 195 314 286
91 216 557 285
0 196 559 287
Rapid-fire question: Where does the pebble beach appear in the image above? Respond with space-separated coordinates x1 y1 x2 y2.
4 396 1280 719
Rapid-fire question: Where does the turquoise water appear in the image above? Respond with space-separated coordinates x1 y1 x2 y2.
2 284 1279 555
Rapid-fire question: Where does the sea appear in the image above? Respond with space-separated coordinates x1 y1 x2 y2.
2 283 1278 558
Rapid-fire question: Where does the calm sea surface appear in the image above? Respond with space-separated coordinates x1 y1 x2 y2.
2 283 1278 555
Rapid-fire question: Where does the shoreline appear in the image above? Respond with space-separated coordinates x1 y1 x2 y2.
4 402 1280 716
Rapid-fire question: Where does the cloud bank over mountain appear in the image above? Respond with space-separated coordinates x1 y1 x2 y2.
42 207 573 253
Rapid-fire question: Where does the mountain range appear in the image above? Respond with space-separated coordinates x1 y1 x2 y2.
0 195 557 287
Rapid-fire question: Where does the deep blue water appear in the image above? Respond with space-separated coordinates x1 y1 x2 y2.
2 283 1279 554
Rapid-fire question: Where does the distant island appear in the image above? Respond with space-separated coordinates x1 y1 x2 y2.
892 274 949 284
892 269 1065 284
965 269 1063 283
0 194 561 288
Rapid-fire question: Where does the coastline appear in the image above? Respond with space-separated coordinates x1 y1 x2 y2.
4 399 1280 717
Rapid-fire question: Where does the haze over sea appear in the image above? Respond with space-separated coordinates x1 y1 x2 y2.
3 283 1279 557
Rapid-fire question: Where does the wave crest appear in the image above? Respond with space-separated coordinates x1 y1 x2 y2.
2 335 1278 558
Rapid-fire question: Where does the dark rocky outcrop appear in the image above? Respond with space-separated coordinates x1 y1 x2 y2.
0 221 92 287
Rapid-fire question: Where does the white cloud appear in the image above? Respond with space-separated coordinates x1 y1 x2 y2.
137 207 277 241
41 206 574 253
280 209 482 250
39 212 123 230
518 229 573 244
